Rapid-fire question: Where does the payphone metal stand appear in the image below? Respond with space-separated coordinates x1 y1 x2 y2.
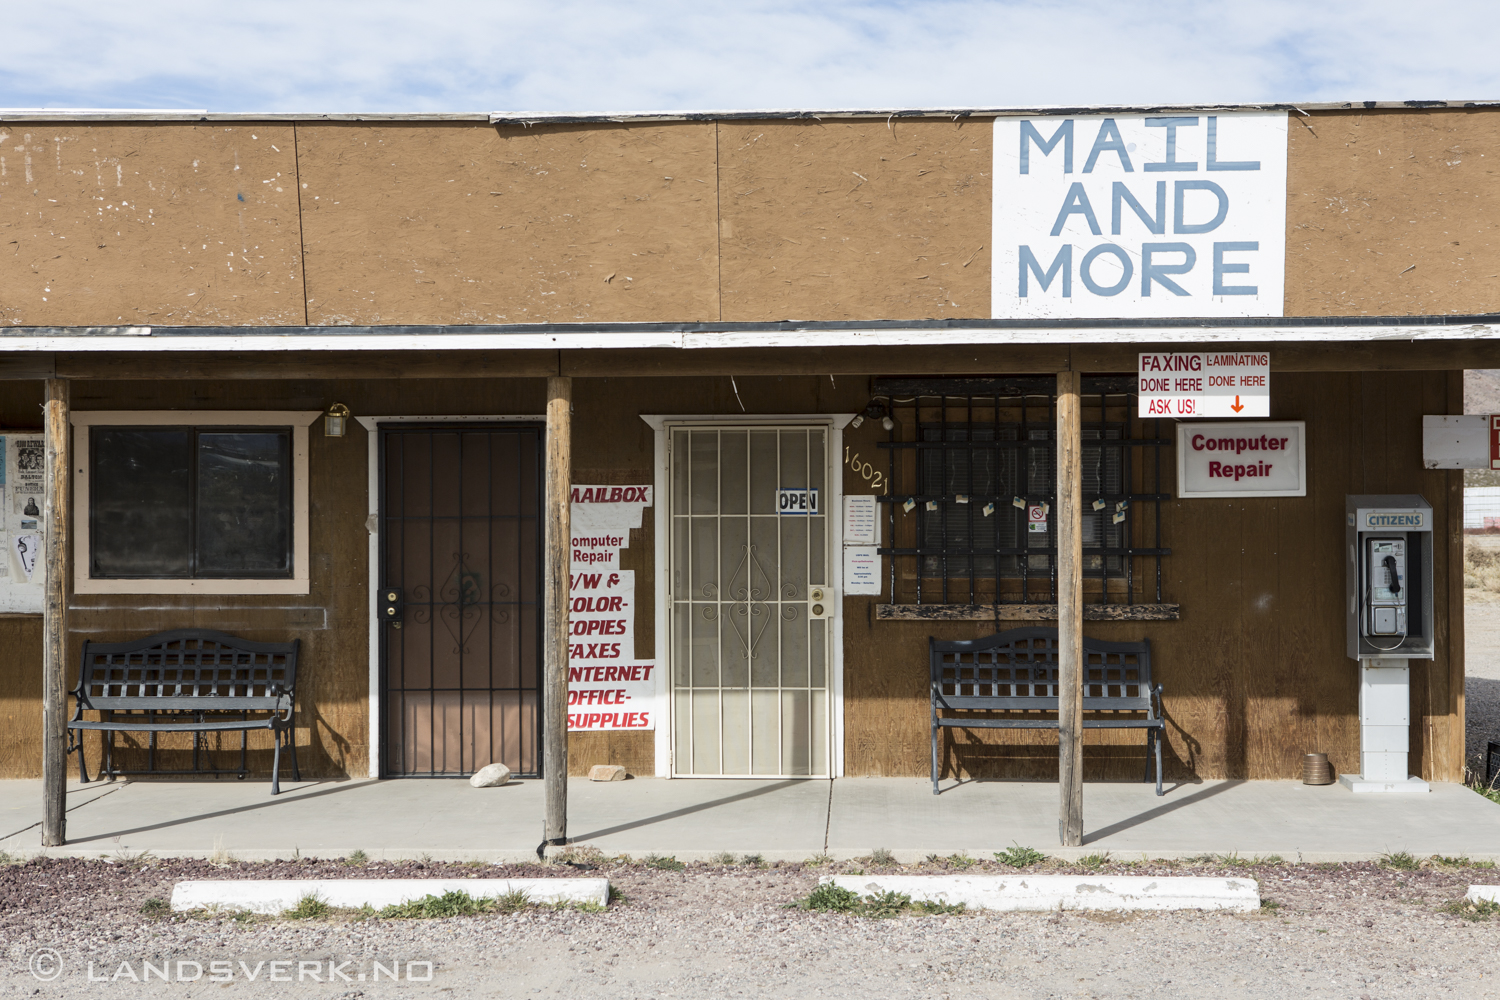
1342 496 1434 794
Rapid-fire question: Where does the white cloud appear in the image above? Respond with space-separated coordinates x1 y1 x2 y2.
1 0 1498 113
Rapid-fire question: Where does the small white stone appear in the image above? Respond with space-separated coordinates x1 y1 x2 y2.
588 764 628 782
469 763 512 788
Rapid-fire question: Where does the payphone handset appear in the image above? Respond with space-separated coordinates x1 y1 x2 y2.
1364 537 1407 641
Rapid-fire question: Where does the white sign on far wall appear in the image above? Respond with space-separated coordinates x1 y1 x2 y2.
1176 421 1306 498
1139 351 1269 418
992 112 1288 319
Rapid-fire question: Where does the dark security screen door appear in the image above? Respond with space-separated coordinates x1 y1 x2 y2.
380 425 542 777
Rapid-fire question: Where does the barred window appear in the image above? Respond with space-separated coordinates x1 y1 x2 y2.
874 376 1170 610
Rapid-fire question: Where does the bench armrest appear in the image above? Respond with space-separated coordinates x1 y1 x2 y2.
1151 683 1164 720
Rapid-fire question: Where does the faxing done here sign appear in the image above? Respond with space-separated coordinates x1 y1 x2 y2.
992 112 1287 319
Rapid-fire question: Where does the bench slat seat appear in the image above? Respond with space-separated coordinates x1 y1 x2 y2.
67 629 300 794
930 626 1164 796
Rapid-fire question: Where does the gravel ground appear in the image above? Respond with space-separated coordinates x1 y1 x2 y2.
3 853 1499 999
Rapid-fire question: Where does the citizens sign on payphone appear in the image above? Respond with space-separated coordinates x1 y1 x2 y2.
1346 495 1434 661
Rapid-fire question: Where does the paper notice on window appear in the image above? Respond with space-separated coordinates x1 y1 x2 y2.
10 438 43 517
13 533 38 581
844 494 879 545
843 545 881 595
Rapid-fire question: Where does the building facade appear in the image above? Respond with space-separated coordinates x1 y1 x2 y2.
0 103 1487 788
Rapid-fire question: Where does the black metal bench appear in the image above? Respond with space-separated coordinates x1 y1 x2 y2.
930 626 1163 796
67 629 301 794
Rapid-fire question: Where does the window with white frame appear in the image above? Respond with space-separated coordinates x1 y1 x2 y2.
73 412 319 595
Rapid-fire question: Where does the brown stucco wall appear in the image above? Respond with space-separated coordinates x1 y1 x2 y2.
6 108 1500 326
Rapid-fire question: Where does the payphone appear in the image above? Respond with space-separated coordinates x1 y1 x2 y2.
1345 495 1433 661
1343 495 1433 794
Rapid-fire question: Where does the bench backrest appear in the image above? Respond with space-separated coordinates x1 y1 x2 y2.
75 629 299 713
930 626 1153 715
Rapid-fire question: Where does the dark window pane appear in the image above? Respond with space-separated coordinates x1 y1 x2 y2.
91 428 191 578
196 431 292 577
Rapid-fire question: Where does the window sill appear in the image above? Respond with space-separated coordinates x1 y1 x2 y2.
875 603 1180 621
73 577 310 596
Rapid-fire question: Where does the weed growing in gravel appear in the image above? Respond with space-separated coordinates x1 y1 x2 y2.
1432 854 1496 869
805 853 834 866
344 850 369 866
911 898 967 916
741 854 766 868
711 851 737 865
945 853 977 870
804 884 860 912
799 885 965 918
1441 897 1500 922
860 890 912 918
1259 899 1283 913
1076 852 1111 870
285 893 332 920
378 890 527 919
608 885 628 905
995 844 1047 868
1380 851 1421 871
644 854 686 871
869 848 896 866
140 897 169 918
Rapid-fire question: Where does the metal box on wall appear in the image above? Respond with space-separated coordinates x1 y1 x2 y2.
1346 495 1435 661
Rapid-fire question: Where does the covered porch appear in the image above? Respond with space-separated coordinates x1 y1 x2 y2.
5 775 1500 863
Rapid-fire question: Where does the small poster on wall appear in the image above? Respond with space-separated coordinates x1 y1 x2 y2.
12 534 38 581
0 434 46 609
11 439 43 517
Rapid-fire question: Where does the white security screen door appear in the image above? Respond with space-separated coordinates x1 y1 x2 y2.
669 426 831 777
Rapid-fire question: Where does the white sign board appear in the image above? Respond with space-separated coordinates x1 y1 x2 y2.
993 112 1287 319
1422 414 1495 469
568 485 657 731
1176 421 1306 498
777 487 819 515
842 495 881 595
1139 351 1269 418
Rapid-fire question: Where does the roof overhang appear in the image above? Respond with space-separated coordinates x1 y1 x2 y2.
1 316 1498 353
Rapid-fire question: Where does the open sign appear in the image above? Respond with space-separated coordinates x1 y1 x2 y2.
778 488 820 515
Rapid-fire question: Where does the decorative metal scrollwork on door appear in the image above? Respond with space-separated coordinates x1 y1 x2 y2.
703 542 777 658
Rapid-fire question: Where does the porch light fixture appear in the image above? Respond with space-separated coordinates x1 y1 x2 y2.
852 400 894 431
324 403 351 438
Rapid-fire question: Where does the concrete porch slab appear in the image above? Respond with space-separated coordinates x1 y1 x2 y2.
2 775 1499 863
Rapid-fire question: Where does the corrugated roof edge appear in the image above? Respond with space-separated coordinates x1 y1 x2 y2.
488 99 1500 125
1 100 1498 124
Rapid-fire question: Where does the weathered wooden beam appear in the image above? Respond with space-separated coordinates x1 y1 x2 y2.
1056 370 1084 848
543 375 572 850
875 603 1180 621
41 379 69 847
27 338 1500 380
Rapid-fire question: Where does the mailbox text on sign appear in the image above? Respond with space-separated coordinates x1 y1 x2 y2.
778 488 819 515
1138 352 1269 418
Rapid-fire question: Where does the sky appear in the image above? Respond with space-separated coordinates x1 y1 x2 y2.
2 0 1499 114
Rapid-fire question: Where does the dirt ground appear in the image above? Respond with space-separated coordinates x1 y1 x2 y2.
2 853 1498 999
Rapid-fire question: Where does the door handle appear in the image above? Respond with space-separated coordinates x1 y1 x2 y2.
381 587 404 627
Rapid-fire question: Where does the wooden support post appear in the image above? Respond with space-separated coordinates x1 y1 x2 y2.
41 379 69 847
1056 370 1084 847
543 376 572 849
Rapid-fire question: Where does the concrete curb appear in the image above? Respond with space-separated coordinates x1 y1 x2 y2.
823 874 1261 912
169 878 610 914
1466 885 1500 904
